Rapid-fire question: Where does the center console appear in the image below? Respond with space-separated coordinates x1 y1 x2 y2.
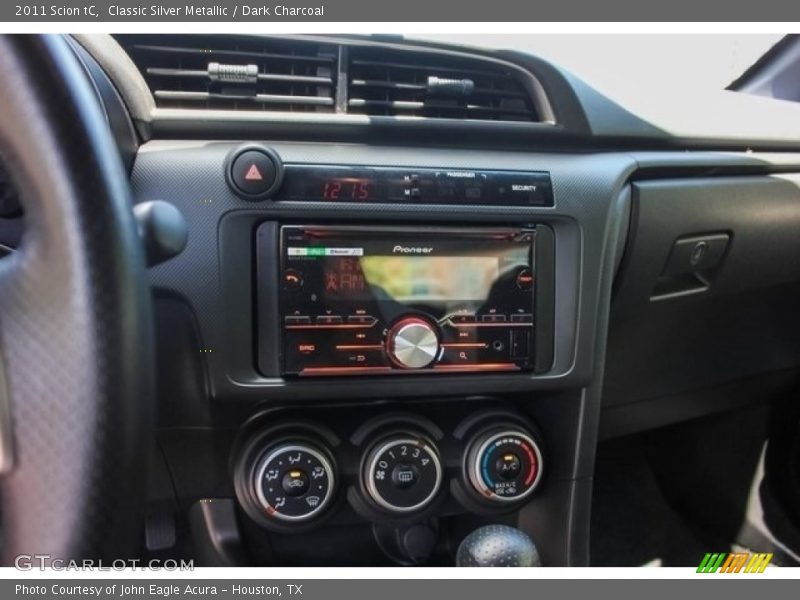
137 140 634 567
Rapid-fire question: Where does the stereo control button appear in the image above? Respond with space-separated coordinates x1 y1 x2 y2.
510 313 533 323
451 314 477 324
440 347 478 364
316 315 343 325
516 269 534 291
284 269 304 290
481 314 507 323
387 318 439 369
285 316 312 326
296 343 317 355
344 352 379 366
510 330 530 359
347 315 377 326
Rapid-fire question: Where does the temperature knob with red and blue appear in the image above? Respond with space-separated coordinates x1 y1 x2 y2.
466 429 543 503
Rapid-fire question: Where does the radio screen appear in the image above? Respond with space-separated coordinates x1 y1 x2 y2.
321 255 501 302
286 241 529 312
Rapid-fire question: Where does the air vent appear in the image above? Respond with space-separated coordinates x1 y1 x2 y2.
347 47 541 122
116 35 338 113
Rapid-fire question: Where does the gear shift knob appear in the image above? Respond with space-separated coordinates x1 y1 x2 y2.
456 524 541 567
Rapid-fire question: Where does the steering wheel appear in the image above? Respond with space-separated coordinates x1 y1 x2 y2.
0 35 153 563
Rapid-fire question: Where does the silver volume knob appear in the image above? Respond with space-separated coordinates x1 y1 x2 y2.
388 318 439 369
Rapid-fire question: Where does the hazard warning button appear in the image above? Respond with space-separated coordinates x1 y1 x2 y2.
228 147 282 199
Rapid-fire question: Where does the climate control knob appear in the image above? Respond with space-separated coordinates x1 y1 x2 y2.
466 429 543 503
364 435 443 513
253 442 335 522
387 318 439 369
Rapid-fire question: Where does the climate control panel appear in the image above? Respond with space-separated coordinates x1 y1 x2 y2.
233 405 545 533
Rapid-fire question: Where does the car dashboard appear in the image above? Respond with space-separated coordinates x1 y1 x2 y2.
14 33 800 567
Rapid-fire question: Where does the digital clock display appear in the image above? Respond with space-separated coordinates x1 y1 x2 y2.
322 178 374 201
278 164 554 206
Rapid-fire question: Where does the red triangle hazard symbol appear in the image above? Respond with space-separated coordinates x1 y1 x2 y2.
244 164 263 181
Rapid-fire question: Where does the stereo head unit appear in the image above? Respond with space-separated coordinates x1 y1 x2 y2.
277 225 538 377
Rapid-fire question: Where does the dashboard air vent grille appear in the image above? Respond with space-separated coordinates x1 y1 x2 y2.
116 35 338 113
347 47 540 122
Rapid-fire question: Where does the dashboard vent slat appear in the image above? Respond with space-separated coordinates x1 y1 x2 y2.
155 91 334 107
146 68 333 86
129 43 336 65
347 47 541 123
117 35 338 113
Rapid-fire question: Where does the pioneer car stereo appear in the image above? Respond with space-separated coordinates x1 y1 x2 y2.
273 225 541 377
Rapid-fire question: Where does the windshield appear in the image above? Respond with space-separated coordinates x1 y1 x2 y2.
412 34 784 95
